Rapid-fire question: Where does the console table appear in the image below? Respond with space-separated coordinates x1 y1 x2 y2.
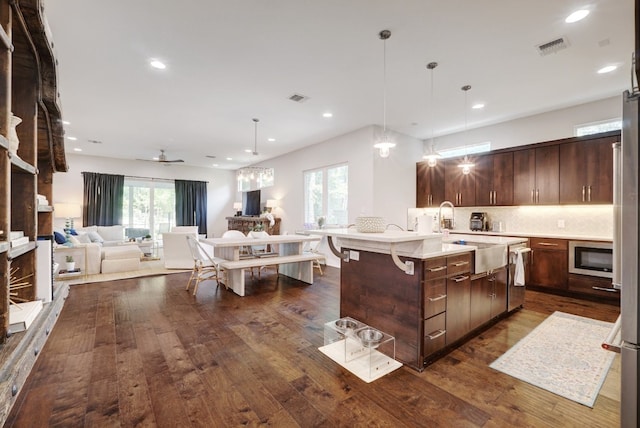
226 216 281 235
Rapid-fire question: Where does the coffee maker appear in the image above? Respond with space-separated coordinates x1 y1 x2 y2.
470 212 489 231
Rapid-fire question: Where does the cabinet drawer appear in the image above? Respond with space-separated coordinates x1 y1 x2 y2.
424 279 447 318
424 257 447 280
567 274 619 299
530 237 568 250
424 312 446 357
447 253 471 276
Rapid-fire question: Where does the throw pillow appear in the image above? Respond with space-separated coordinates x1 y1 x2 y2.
68 235 80 245
53 231 66 245
87 231 104 243
76 233 92 244
64 228 78 236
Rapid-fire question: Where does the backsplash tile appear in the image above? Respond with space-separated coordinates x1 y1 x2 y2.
408 205 613 239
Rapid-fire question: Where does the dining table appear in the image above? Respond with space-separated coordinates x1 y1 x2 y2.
201 234 321 296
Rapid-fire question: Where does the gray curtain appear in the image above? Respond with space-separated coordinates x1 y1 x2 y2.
175 179 207 235
82 172 124 226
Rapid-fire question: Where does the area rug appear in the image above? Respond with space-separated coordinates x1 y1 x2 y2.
490 311 616 407
62 259 190 285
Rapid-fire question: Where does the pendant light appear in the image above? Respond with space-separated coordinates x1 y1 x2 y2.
423 62 441 167
252 118 259 156
373 29 395 158
458 84 474 175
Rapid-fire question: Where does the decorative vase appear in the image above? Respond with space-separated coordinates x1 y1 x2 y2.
66 262 76 272
7 113 22 155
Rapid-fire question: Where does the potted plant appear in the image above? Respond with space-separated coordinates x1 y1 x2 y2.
144 234 152 241
65 255 76 272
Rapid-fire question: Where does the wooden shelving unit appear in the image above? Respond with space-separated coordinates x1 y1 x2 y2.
0 0 68 424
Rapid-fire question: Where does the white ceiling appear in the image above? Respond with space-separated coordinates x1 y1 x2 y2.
44 0 633 170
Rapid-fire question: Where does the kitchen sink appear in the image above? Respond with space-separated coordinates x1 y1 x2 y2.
452 240 508 274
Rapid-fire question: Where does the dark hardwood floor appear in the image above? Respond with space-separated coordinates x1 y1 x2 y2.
5 267 621 427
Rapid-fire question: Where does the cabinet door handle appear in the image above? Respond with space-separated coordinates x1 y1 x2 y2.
531 190 535 203
588 185 592 202
452 261 469 267
428 265 447 272
428 294 447 302
582 185 586 202
453 275 469 282
536 189 540 203
426 329 446 340
537 242 559 246
592 286 618 293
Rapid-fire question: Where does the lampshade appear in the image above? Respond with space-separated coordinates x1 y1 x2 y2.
266 199 278 208
55 203 81 219
233 202 242 210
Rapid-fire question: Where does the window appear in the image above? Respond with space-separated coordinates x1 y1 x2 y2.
304 163 348 227
574 119 622 136
437 142 491 158
122 178 176 238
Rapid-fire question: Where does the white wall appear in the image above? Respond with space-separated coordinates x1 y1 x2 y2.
249 125 423 233
433 95 620 151
52 153 236 237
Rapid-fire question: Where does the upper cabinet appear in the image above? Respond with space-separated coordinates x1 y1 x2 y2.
444 158 475 207
513 145 559 205
559 134 617 204
474 152 513 206
416 161 445 207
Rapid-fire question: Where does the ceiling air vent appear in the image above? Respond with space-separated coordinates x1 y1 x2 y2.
288 93 310 103
536 36 569 56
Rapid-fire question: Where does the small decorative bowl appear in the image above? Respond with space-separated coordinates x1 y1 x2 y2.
356 328 383 348
355 216 386 233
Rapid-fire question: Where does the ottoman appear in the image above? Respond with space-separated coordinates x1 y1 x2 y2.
101 245 143 273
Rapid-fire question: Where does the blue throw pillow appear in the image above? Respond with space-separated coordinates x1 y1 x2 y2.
69 228 78 236
54 231 66 244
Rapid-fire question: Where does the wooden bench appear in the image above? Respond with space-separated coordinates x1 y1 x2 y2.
218 253 323 270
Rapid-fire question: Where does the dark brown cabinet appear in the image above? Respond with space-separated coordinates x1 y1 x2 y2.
559 135 616 204
529 237 568 290
470 267 507 330
444 254 472 345
513 145 559 205
416 161 445 207
444 158 475 207
474 152 514 206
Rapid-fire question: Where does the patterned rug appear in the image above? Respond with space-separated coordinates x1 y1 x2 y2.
62 259 190 285
490 311 616 407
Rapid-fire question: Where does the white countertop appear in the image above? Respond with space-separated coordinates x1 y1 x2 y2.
443 234 528 246
448 230 613 242
309 228 443 243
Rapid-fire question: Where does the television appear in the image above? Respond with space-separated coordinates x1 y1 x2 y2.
242 190 261 216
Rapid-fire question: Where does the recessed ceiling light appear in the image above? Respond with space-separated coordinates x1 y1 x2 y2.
323 112 333 118
62 120 70 125
212 163 219 167
67 136 77 141
565 9 589 23
267 138 275 142
150 59 166 70
244 149 252 153
226 157 233 161
73 147 82 152
472 103 485 109
598 65 618 74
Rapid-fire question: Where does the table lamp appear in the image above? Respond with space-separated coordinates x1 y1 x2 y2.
266 199 278 213
55 203 81 239
233 202 242 216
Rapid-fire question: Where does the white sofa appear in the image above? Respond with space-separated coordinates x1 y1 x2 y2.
76 225 126 246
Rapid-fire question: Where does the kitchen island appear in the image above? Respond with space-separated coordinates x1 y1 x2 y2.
312 229 527 371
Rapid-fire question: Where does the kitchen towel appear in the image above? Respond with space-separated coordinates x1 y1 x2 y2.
514 250 525 286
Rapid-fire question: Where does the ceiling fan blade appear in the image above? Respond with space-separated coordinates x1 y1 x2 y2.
163 159 184 163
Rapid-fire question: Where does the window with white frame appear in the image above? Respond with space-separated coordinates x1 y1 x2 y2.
122 178 176 239
437 142 491 158
303 163 348 228
574 118 621 137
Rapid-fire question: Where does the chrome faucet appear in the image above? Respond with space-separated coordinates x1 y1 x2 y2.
438 201 455 233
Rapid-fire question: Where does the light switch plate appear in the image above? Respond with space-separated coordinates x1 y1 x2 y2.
349 250 359 261
557 219 565 228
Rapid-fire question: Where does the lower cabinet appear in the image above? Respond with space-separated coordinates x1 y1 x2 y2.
446 272 471 344
529 237 568 289
470 267 507 330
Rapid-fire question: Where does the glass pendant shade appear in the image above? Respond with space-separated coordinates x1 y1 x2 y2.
458 84 474 174
373 30 394 158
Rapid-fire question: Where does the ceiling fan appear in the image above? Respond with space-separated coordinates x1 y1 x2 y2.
138 149 184 164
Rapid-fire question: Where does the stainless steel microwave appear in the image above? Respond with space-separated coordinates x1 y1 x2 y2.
568 241 613 279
